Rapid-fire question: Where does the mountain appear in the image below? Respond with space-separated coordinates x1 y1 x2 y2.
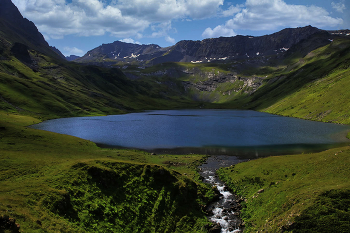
50 46 66 59
0 0 61 59
1 0 350 232
76 26 335 67
76 41 164 64
66 55 81 61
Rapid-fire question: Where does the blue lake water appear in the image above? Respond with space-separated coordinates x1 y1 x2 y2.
31 110 350 158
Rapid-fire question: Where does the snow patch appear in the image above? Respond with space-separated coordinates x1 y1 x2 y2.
123 53 140 59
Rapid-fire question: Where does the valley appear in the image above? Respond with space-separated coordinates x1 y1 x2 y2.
1 0 350 232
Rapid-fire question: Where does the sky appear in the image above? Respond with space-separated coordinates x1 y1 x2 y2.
11 0 350 57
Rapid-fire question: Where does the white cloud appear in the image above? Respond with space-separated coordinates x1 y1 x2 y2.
120 38 141 44
148 21 176 44
332 1 346 13
165 36 176 44
63 46 85 56
221 5 243 17
203 0 344 38
202 25 236 38
118 0 224 21
12 0 224 40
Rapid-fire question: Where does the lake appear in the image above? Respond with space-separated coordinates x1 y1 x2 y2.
31 110 350 158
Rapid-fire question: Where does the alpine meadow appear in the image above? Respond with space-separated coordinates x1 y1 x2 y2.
1 0 350 232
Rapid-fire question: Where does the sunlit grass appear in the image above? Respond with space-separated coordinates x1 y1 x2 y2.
218 146 350 232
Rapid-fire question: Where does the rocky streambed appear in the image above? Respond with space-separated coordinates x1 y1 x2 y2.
198 156 248 233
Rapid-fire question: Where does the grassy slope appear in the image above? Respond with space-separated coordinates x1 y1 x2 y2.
231 38 350 124
0 112 214 232
0 52 200 119
218 146 350 232
0 45 215 231
215 38 350 232
1 33 350 232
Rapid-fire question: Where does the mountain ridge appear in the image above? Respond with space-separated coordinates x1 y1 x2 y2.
0 0 62 59
75 25 341 67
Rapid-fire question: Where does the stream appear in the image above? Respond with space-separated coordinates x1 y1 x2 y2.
198 155 248 233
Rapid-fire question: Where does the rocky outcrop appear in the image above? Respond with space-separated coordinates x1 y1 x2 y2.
183 72 264 95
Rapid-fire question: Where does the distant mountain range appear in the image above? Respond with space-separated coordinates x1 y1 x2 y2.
75 26 349 66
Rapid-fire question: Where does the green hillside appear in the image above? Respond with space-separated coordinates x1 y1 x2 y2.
218 146 350 232
0 112 214 232
0 7 214 232
214 38 350 232
232 38 350 124
1 7 350 231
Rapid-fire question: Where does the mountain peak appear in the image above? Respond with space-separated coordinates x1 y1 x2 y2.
0 0 23 23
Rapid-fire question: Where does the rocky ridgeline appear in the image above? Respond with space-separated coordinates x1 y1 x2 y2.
75 25 336 67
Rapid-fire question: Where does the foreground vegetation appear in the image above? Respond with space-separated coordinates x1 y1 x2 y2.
218 146 350 232
0 111 216 232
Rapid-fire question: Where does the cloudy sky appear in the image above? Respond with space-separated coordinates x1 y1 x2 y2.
12 0 349 56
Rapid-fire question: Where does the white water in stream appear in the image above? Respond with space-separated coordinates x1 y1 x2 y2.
203 170 241 233
199 156 246 233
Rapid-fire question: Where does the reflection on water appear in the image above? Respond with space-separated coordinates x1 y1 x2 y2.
98 143 350 159
31 109 350 157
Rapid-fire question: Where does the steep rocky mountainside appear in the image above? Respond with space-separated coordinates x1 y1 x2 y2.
0 0 61 59
76 26 337 67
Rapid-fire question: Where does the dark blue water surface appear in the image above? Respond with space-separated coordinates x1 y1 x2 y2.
31 110 350 157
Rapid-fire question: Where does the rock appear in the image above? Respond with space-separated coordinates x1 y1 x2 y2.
0 215 20 233
257 189 264 194
208 223 222 233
